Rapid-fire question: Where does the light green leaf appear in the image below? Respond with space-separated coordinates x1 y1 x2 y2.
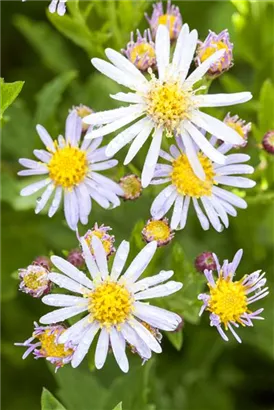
165 330 184 351
258 79 274 133
0 78 24 120
35 70 78 125
113 403 123 410
41 388 67 410
13 15 76 74
231 0 249 15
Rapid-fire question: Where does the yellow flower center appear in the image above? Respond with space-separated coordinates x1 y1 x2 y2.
23 271 48 290
129 43 155 70
88 282 133 328
208 276 248 327
144 220 171 242
85 231 113 256
200 40 228 63
171 153 215 197
226 121 245 138
47 145 88 189
158 15 179 39
146 79 192 134
38 329 73 359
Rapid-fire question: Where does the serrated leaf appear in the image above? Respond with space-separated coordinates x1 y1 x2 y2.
41 388 67 410
0 78 24 120
13 15 75 74
35 70 78 125
258 79 274 133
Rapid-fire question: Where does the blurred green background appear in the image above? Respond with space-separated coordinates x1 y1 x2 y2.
1 1 274 409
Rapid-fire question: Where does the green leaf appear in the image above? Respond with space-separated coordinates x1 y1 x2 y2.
41 388 67 410
231 0 249 16
258 79 274 133
13 15 76 74
113 403 123 410
35 70 78 125
0 78 24 120
165 330 184 351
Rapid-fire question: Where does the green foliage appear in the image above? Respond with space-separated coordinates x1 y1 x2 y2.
0 78 24 121
258 79 274 134
41 388 67 410
112 403 122 410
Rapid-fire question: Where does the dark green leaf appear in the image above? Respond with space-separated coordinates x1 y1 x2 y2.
41 388 67 410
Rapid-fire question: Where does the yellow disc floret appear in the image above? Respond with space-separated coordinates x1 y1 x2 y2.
146 79 192 133
38 329 73 359
144 220 171 242
199 41 228 70
130 43 156 70
47 144 88 189
226 121 245 138
88 281 133 327
207 276 248 328
171 153 215 197
23 270 48 290
158 15 178 39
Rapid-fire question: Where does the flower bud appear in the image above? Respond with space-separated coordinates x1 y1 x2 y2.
224 113 251 147
67 248 85 269
123 29 156 72
32 256 52 271
145 0 182 41
83 223 115 258
142 217 174 247
72 105 94 133
262 130 274 154
119 174 142 201
195 252 216 273
19 265 51 298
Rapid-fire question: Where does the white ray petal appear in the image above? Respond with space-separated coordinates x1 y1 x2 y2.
191 111 244 145
180 128 206 180
92 236 109 279
141 127 163 188
48 272 90 294
20 178 51 196
110 328 129 373
110 92 144 104
48 187 62 217
71 323 100 368
35 183 55 214
42 294 88 307
124 121 154 165
40 305 88 325
51 255 94 289
155 25 170 80
36 125 55 151
192 92 252 107
80 237 100 280
130 318 162 353
133 270 174 293
123 241 157 284
134 281 182 300
111 240 130 281
192 198 210 230
95 328 109 369
105 48 147 83
179 29 198 82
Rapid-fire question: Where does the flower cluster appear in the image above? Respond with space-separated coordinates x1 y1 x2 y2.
15 0 269 375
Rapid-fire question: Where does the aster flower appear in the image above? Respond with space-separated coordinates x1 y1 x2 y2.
18 110 123 231
224 113 251 148
149 134 256 232
84 24 252 188
83 223 115 259
122 29 156 72
145 0 183 41
19 264 51 298
262 130 274 154
195 29 233 77
142 217 174 247
198 249 269 343
119 174 142 200
39 236 183 372
15 323 75 371
195 252 216 273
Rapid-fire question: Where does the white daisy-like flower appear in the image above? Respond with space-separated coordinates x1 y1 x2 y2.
39 236 183 373
149 134 256 232
18 111 123 231
84 24 252 187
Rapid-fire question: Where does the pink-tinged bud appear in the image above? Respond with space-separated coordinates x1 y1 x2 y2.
224 113 251 148
67 248 85 269
145 0 182 41
262 130 274 154
19 265 52 298
142 217 174 247
119 174 142 201
32 256 52 271
195 29 233 78
83 223 115 259
122 29 156 72
195 252 217 273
